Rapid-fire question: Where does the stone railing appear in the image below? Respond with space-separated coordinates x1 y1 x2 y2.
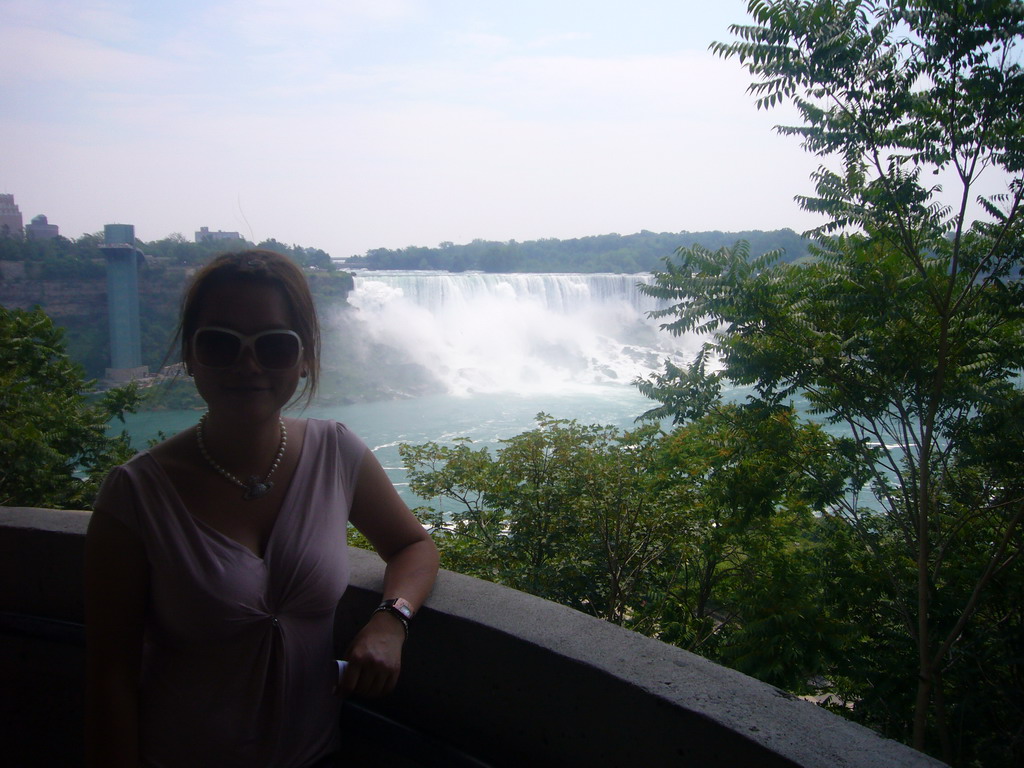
0 506 944 768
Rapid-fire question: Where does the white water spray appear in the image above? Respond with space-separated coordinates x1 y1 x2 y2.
337 272 701 397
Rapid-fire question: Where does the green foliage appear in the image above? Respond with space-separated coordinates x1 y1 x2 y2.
402 409 856 691
256 239 335 271
649 403 857 689
1 306 140 509
642 235 1024 763
145 233 250 265
348 229 811 273
632 1 1024 762
635 344 723 424
403 416 681 624
0 228 338 275
712 0 1024 244
0 234 105 278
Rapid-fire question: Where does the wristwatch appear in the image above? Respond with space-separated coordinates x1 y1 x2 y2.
374 597 414 636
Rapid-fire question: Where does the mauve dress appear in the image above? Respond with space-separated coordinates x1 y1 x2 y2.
95 420 367 767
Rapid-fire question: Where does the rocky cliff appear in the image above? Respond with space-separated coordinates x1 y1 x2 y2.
0 270 186 319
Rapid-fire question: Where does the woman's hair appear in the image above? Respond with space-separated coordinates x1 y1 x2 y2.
174 249 321 407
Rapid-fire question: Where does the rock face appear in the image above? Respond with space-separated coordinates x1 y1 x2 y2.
0 272 187 319
0 268 190 379
0 279 109 317
0 266 350 320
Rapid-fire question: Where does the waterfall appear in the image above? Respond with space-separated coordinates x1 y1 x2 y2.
330 271 700 397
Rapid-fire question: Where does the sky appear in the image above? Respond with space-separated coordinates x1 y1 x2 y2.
2 0 833 258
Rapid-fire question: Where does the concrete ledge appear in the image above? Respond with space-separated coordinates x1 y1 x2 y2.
0 506 944 768
0 506 91 623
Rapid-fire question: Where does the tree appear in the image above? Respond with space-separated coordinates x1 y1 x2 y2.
640 1 1023 762
1 306 140 509
648 401 855 690
401 411 854 691
401 416 682 624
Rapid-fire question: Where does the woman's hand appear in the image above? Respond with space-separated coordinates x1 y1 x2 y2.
338 611 408 697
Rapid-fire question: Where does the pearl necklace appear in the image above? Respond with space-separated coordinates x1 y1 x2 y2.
195 413 287 500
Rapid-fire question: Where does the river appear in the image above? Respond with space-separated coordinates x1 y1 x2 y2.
120 386 660 508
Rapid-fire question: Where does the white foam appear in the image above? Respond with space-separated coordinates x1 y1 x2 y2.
342 271 701 396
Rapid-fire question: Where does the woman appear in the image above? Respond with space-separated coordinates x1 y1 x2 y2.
85 250 439 767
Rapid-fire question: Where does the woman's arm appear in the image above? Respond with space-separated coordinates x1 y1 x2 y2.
344 450 440 697
84 508 149 768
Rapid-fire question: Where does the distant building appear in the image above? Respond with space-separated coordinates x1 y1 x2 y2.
0 194 24 237
195 226 241 243
100 224 147 382
25 214 59 240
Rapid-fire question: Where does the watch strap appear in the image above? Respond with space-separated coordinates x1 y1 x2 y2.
374 597 413 637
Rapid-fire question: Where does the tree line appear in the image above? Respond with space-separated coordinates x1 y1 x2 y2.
347 228 811 273
0 223 812 278
0 231 336 278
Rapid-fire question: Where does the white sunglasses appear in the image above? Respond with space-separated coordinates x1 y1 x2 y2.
192 327 303 370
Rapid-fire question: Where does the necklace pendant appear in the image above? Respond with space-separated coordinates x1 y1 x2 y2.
244 476 273 500
196 413 287 501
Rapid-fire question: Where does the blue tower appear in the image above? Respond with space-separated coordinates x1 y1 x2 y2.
100 224 146 381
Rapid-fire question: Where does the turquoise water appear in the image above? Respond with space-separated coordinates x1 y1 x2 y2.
117 383 885 517
117 385 659 507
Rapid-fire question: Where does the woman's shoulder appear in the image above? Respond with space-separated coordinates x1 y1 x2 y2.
101 445 158 484
299 418 368 461
303 421 364 444
146 427 196 475
299 417 355 437
93 450 161 530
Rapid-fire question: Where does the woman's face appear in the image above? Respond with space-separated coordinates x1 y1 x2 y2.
187 280 303 424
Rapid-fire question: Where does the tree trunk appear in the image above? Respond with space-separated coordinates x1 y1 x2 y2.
932 667 953 765
914 587 931 750
914 480 932 750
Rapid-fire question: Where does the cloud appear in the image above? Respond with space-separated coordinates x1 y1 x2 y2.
255 46 761 125
2 0 141 42
204 0 422 49
0 21 178 86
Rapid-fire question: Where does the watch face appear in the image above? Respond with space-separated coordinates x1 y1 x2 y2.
391 598 414 619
